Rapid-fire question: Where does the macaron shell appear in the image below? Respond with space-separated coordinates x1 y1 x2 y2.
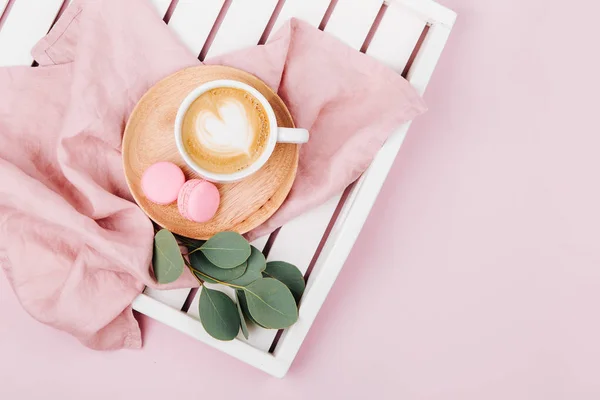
141 162 185 205
177 179 220 223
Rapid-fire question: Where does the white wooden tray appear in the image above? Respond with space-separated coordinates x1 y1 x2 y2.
0 0 456 377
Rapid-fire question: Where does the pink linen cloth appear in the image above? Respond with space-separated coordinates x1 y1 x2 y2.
0 0 426 349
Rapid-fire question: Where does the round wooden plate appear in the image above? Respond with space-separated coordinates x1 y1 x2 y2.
123 66 299 239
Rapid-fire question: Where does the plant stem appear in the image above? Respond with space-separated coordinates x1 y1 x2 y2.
191 270 204 286
184 258 245 290
184 247 203 256
183 258 204 286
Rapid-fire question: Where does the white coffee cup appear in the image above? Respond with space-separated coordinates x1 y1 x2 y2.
174 79 309 183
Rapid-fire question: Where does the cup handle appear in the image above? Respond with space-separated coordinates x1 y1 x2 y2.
277 127 309 144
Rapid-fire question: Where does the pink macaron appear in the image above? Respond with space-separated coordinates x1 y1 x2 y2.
177 179 220 223
141 162 186 205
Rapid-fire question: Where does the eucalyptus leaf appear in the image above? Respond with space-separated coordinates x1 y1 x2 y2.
226 246 266 286
263 261 305 303
237 290 267 328
190 251 247 282
200 232 251 269
152 229 185 284
199 287 240 341
235 291 249 339
244 278 298 329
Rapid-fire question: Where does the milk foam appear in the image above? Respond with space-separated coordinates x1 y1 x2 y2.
194 99 255 156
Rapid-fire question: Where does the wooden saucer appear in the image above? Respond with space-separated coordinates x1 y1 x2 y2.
123 66 299 239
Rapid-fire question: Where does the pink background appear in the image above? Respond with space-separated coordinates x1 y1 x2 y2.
2 0 600 398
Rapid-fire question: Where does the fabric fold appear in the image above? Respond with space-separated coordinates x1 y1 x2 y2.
0 0 426 349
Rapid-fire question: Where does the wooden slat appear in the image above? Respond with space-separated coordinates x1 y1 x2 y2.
366 2 426 72
0 0 64 66
269 0 330 36
149 0 172 18
167 0 225 56
143 287 191 310
205 0 278 59
324 0 382 49
0 0 9 18
267 196 340 270
406 23 452 94
392 0 456 27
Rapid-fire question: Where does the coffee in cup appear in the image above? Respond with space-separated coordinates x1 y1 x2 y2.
181 87 269 175
175 80 309 183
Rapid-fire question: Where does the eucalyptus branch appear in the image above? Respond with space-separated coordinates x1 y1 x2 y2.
152 230 304 341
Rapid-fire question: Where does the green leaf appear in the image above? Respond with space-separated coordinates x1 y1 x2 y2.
152 229 185 284
244 278 298 329
236 290 267 328
198 287 240 341
200 232 251 269
262 261 305 303
235 291 249 339
189 251 247 282
226 246 266 286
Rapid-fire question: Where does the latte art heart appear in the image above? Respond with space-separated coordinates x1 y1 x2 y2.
195 99 255 156
181 87 270 175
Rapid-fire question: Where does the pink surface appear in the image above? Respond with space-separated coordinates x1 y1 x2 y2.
0 0 423 350
177 179 220 222
142 162 185 205
2 0 600 398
